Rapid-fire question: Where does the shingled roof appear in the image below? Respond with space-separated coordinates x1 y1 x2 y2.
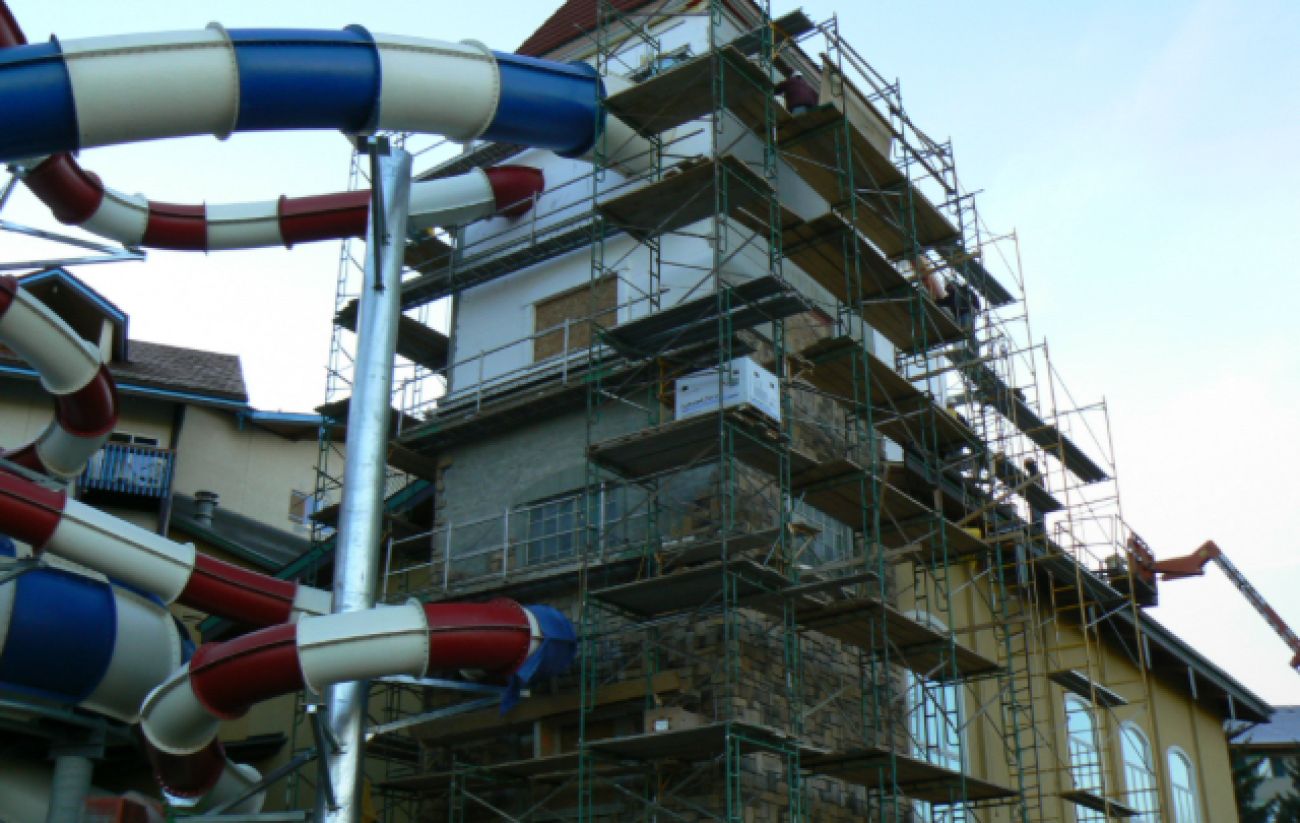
517 0 660 57
0 338 248 405
109 340 248 402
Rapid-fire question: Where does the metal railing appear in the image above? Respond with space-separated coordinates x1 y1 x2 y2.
79 442 174 498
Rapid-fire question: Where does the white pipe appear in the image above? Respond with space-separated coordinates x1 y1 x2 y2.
0 287 100 395
62 29 240 149
48 500 197 605
297 601 430 694
140 667 221 757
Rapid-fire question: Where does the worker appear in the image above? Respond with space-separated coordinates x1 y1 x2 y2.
936 275 982 358
774 70 817 115
1024 457 1046 540
913 256 948 302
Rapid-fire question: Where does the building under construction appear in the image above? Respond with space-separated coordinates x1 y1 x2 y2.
292 1 1270 820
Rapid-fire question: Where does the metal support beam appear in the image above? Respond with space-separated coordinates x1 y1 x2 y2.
317 138 412 823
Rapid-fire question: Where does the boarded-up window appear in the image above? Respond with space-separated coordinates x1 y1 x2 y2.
533 277 617 361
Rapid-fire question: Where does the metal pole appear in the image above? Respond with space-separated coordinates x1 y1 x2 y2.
318 138 412 823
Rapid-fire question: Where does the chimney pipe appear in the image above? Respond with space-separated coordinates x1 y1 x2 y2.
194 490 219 527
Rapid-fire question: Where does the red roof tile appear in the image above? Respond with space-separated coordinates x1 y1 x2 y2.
517 0 660 58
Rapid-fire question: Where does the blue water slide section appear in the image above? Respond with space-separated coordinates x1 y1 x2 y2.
229 28 381 133
0 39 79 158
0 563 116 704
484 52 602 157
502 604 577 712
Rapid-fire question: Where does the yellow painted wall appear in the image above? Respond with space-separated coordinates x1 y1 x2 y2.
897 559 1241 822
172 405 320 533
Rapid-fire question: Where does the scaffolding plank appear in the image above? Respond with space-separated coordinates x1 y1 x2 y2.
404 671 687 743
659 526 783 569
601 275 805 357
805 747 1018 803
782 213 908 300
942 251 1014 308
789 459 990 560
598 155 776 240
334 301 449 371
782 216 965 351
778 105 960 258
590 559 789 617
1048 670 1128 709
1060 790 1141 818
401 219 607 308
992 452 1064 515
730 10 816 58
589 407 814 480
605 46 783 137
757 593 999 679
965 361 1109 484
797 335 918 407
590 721 794 761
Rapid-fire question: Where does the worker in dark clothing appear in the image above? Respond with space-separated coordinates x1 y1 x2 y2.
775 71 817 115
936 276 982 358
1023 457 1046 541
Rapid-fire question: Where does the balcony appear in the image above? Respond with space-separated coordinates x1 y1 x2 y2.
79 442 175 499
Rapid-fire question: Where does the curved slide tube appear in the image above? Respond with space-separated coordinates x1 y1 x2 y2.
0 176 575 814
0 291 578 810
0 5 626 815
0 10 649 250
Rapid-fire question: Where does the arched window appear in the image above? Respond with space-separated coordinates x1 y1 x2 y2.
1064 695 1104 823
1120 724 1159 821
1166 747 1201 823
905 611 966 822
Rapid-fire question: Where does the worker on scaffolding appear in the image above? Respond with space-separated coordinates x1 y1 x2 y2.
1024 457 1046 541
937 275 982 359
775 70 817 115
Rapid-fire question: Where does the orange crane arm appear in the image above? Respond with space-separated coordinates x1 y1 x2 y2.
1152 540 1300 672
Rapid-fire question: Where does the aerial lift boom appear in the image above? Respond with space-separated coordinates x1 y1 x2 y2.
1151 540 1300 673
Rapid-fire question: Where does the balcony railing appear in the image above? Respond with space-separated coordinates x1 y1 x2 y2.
79 442 175 498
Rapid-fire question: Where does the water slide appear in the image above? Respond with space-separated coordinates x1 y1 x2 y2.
0 3 659 815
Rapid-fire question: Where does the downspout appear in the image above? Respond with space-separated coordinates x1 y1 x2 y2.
157 403 185 538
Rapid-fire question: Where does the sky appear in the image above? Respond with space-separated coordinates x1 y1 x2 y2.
2 1 1298 706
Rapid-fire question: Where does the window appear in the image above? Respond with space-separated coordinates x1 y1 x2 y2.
906 611 966 822
1167 747 1201 823
533 277 617 362
1120 724 1159 822
1065 696 1105 822
526 496 579 564
289 490 322 527
108 432 159 447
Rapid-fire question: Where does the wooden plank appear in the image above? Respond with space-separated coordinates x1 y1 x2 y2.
598 155 776 240
605 46 784 137
407 670 686 742
1060 789 1141 817
805 747 1018 803
591 560 789 617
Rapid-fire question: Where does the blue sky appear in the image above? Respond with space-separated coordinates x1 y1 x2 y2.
3 0 1298 705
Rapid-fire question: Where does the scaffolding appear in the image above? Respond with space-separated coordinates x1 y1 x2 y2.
362 3 1180 822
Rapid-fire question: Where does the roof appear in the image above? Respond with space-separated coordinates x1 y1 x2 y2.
105 340 248 403
1232 706 1300 747
170 492 309 571
517 0 661 57
0 338 248 406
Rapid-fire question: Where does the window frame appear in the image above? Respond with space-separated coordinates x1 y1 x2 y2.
1064 694 1105 823
1119 722 1159 822
1166 746 1201 823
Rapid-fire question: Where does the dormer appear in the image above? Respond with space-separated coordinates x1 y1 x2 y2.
15 267 128 364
